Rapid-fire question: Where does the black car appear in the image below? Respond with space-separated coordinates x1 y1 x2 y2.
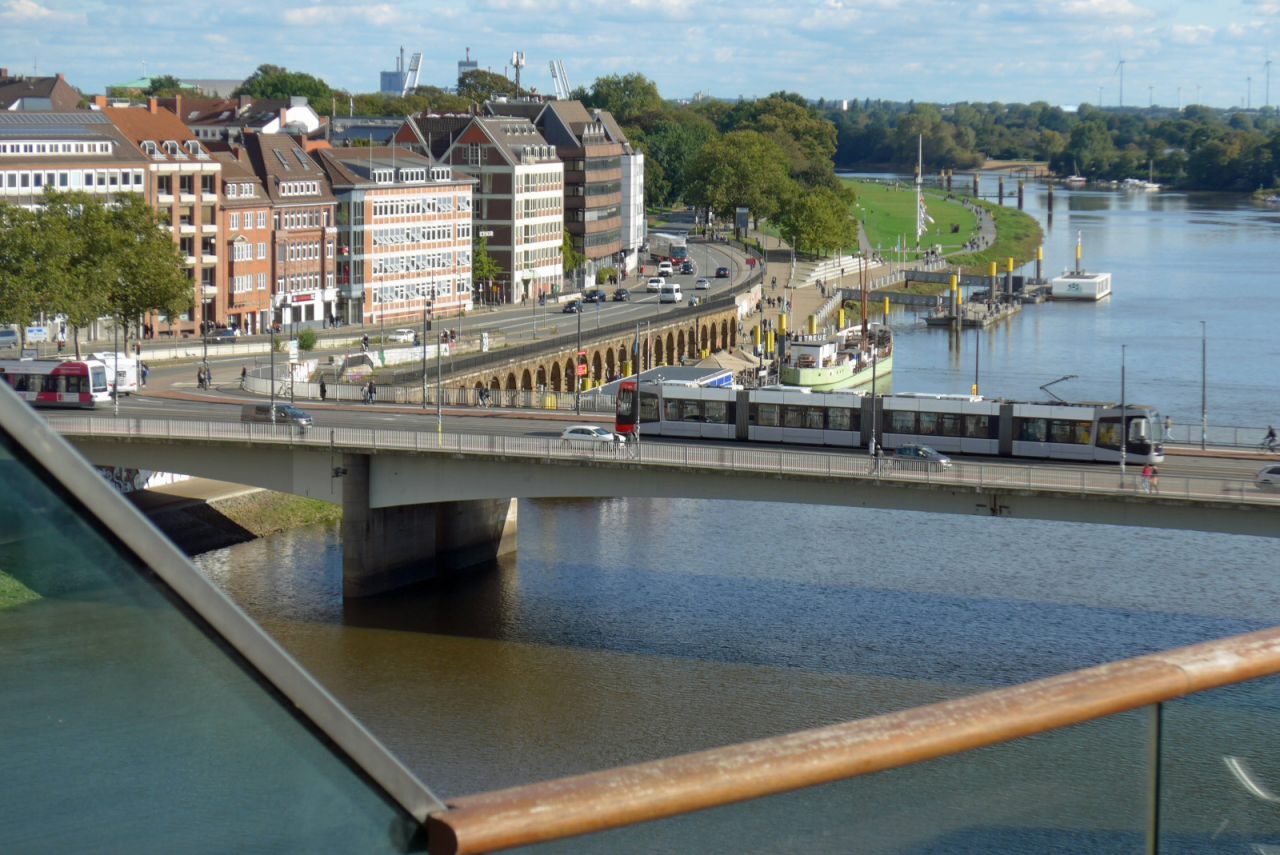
715 266 730 278
562 300 581 313
582 290 606 303
680 261 694 274
612 287 631 302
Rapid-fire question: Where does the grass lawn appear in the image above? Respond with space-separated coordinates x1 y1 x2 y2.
0 570 39 610
844 179 978 256
946 200 1043 274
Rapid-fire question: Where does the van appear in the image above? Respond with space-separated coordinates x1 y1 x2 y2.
657 261 674 276
0 327 19 351
240 403 313 430
659 282 683 304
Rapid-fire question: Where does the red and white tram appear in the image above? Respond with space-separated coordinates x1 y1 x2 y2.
0 359 112 409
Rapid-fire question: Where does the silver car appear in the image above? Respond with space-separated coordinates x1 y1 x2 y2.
561 424 624 445
1257 464 1280 490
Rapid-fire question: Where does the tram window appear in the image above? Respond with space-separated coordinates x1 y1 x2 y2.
828 407 858 432
1047 419 1091 445
783 406 804 428
753 403 780 427
616 388 635 418
1097 419 1121 449
940 413 964 437
680 400 704 422
704 400 728 424
964 414 995 439
663 399 681 422
1016 418 1048 442
42 375 63 394
65 375 83 394
803 407 824 430
638 393 660 423
919 412 940 436
887 410 917 433
12 375 28 392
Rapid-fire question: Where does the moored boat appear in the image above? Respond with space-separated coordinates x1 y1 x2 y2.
779 324 893 391
1051 232 1112 301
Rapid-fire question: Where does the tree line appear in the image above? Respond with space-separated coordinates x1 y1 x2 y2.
826 98 1280 192
0 193 191 355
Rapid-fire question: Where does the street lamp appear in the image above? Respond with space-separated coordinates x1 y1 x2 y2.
421 300 428 410
575 305 582 416
524 272 534 334
1200 321 1207 450
1120 344 1127 480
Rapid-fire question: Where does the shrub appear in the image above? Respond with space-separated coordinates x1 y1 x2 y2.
296 328 318 351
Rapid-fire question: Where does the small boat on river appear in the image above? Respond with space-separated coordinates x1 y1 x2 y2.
1051 232 1112 301
779 324 892 391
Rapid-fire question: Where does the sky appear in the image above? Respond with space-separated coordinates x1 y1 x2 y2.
2 0 1278 110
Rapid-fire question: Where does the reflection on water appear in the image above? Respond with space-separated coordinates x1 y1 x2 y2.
196 498 1274 800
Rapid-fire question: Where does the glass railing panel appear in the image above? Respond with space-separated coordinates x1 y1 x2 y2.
507 710 1151 854
1160 675 1280 852
0 430 419 853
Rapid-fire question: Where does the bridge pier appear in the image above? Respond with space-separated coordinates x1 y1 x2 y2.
341 454 518 597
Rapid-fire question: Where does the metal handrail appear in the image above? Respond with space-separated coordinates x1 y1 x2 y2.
426 626 1280 854
45 417 1280 507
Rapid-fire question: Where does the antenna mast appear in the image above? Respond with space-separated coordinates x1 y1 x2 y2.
511 51 526 99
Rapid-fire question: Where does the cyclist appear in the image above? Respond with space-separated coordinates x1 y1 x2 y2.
1266 426 1277 453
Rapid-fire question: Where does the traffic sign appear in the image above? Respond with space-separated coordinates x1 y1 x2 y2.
25 326 47 342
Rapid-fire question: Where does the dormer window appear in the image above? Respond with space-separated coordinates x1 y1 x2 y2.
240 183 253 197
372 168 393 184
430 166 450 181
141 140 162 159
226 184 238 198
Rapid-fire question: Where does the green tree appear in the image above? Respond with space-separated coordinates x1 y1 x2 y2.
472 235 503 302
582 73 664 126
561 229 585 278
108 195 191 338
685 130 796 225
234 64 332 103
0 204 44 347
457 69 517 103
636 117 714 204
146 75 187 97
777 186 859 257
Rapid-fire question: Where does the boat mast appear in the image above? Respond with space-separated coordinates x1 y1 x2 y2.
1075 231 1083 275
915 134 923 250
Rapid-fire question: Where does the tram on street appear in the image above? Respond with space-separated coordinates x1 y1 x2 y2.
0 359 112 409
615 381 1164 464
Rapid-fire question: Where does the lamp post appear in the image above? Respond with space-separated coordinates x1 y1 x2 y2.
1200 320 1207 450
575 304 582 415
269 326 276 423
436 324 443 435
1120 344 1127 481
112 313 119 418
524 272 534 335
421 301 428 410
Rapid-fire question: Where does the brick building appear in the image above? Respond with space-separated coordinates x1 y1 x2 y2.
102 100 223 337
0 111 146 210
312 146 475 324
399 114 563 304
213 154 272 334
0 69 82 112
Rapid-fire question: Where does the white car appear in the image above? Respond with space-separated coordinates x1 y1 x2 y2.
388 328 417 343
695 277 711 290
561 424 624 445
1257 464 1280 490
657 261 674 275
646 276 665 293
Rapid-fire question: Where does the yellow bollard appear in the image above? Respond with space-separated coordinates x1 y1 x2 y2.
838 308 846 328
1037 246 1044 262
753 326 761 346
779 313 788 335
807 315 817 335
1006 257 1014 273
989 261 998 278
766 330 775 356
883 296 889 317
622 360 632 376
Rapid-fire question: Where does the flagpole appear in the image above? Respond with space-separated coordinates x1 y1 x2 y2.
915 134 923 251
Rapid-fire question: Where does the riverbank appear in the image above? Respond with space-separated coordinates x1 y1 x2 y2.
128 480 341 555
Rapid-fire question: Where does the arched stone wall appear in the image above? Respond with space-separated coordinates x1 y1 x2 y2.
550 361 563 391
535 364 547 389
505 372 517 390
605 349 616 379
665 332 675 363
591 351 603 383
654 337 664 364
520 368 533 390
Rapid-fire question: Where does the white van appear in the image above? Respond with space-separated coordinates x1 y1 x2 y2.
90 351 138 395
659 282 683 304
0 327 19 352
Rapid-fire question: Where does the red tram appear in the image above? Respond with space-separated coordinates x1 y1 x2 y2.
0 359 112 409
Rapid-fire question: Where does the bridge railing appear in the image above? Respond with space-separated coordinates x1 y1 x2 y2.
46 417 1280 506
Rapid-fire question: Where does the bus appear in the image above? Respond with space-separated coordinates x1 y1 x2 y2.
0 359 112 409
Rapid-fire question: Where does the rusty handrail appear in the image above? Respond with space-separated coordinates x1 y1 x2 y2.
427 626 1280 854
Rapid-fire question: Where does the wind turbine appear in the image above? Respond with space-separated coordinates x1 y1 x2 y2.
1115 58 1126 108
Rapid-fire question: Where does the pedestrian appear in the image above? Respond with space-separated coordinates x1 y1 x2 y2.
140 362 149 387
368 379 377 403
240 365 247 389
1150 466 1159 493
1163 415 1172 440
319 377 327 401
362 382 371 405
204 364 213 388
196 365 205 389
1141 463 1154 494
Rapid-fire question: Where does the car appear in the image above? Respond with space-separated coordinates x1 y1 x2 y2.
715 266 730 278
1257 464 1280 490
388 328 417 343
695 277 711 290
562 300 581 313
657 261 674 276
582 290 606 303
680 261 694 274
612 287 631 302
209 328 241 341
561 424 624 445
240 403 313 430
892 444 952 470
646 277 665 293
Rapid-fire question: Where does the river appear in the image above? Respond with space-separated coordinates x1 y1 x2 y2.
195 185 1280 852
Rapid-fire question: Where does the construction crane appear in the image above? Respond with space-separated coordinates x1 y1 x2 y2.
549 59 571 100
402 51 422 97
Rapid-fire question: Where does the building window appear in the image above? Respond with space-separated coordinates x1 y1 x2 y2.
229 213 239 230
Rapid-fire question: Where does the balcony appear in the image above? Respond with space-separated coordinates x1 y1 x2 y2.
201 223 218 234
201 254 218 265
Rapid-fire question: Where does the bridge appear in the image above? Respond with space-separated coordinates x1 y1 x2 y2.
52 416 1280 597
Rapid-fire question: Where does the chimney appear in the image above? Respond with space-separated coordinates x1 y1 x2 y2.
238 94 252 112
93 94 108 109
56 73 65 81
174 94 182 119
279 107 288 127
148 96 158 114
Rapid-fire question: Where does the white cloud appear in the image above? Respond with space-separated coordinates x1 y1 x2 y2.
282 3 403 26
0 0 84 24
1058 0 1155 19
1168 23 1214 44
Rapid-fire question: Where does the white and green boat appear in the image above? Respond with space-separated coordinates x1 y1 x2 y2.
779 324 892 391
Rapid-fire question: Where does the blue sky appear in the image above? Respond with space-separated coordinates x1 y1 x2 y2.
2 0 1277 109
